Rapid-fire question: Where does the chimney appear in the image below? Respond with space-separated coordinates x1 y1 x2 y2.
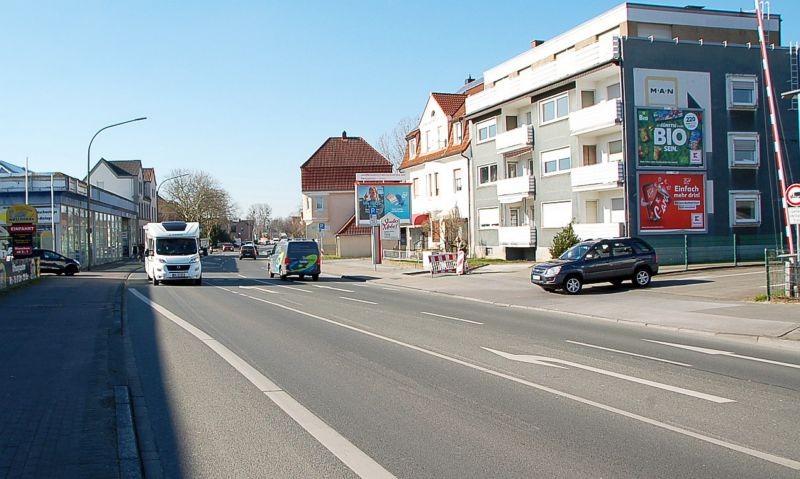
464 75 474 85
342 130 347 139
530 39 545 48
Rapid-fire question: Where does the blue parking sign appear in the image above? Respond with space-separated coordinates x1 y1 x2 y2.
369 206 377 215
319 223 326 231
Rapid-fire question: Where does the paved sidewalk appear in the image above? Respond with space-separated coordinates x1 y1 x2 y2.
322 259 800 350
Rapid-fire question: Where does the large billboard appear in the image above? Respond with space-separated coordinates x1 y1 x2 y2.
636 108 704 168
355 183 411 226
638 172 706 234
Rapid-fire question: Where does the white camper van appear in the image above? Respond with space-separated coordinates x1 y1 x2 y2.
143 221 202 285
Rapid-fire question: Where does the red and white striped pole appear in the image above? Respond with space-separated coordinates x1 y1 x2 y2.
755 0 795 255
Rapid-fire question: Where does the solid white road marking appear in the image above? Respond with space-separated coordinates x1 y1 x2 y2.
644 340 800 369
313 285 355 293
277 285 313 293
566 340 692 367
339 297 378 305
128 288 395 479
239 286 279 294
483 347 733 404
205 286 800 472
420 311 484 325
237 274 248 278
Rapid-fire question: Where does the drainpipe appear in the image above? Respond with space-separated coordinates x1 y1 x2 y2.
460 143 475 257
616 35 631 237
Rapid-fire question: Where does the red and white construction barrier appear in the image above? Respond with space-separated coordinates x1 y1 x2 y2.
430 251 468 277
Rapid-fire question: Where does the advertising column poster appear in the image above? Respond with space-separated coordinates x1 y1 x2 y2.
638 172 706 233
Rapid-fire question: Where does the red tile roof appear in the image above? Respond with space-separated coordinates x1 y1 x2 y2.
398 120 471 170
335 215 371 236
431 93 466 118
301 135 392 192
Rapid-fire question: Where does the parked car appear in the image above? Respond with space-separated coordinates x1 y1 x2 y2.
221 243 234 252
530 237 658 294
268 239 321 281
239 244 258 260
32 248 81 276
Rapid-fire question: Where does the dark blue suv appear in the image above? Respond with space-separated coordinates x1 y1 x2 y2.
531 237 658 294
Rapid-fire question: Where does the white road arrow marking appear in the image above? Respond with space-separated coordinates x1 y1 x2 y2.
313 285 355 293
421 312 484 325
643 340 800 369
482 347 734 403
566 340 692 367
339 297 378 305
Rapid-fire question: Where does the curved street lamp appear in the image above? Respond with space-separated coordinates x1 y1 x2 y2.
155 173 190 222
86 117 147 270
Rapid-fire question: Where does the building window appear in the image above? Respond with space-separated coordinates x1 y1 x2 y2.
540 93 569 124
453 123 463 144
506 161 518 178
478 164 498 185
438 126 446 149
525 111 532 125
541 147 571 175
413 177 420 197
727 74 758 110
729 191 761 226
315 197 325 210
541 201 572 228
409 138 417 158
728 132 760 168
478 208 499 228
607 83 621 100
509 208 520 227
453 169 462 192
424 130 431 152
476 119 497 143
433 172 439 196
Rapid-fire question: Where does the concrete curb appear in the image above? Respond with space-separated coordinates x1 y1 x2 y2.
336 273 800 353
114 385 143 479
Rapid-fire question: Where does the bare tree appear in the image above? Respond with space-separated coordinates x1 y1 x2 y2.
377 116 419 170
269 212 306 239
159 169 237 236
246 203 272 240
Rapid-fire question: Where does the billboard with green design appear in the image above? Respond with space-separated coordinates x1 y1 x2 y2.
636 108 704 168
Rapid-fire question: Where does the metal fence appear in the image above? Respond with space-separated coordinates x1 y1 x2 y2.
765 249 800 301
648 234 782 268
382 249 423 262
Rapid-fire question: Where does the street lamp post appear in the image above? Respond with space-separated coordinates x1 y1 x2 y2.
86 117 147 270
155 173 190 222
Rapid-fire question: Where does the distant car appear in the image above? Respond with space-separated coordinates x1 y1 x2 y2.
530 237 659 294
32 248 81 276
221 243 234 252
239 244 258 260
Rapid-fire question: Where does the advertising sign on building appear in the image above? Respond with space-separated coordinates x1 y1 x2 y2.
355 183 411 226
637 108 704 168
638 172 706 234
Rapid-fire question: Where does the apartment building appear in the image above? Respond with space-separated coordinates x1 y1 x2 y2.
465 3 797 262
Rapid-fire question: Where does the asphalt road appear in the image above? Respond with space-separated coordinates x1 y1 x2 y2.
125 253 800 478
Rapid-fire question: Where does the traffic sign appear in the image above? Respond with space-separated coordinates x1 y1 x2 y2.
787 183 800 207
369 206 377 215
318 223 326 232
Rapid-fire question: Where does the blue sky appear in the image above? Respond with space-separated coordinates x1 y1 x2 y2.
2 0 799 217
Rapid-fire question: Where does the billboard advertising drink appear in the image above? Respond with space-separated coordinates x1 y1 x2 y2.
355 183 411 226
637 108 704 168
638 172 706 233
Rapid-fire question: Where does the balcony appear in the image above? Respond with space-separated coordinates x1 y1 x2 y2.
573 222 624 240
466 36 617 115
498 225 537 247
495 125 533 154
570 161 624 191
496 175 536 203
569 99 623 136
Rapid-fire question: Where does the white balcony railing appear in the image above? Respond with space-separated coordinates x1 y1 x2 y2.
466 37 617 115
495 125 533 154
498 225 537 247
573 222 624 240
569 99 623 136
570 161 624 191
496 175 536 203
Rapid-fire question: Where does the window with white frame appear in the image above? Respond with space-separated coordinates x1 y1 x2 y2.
478 208 499 228
509 208 520 227
729 191 761 226
453 168 462 192
453 122 463 144
506 161 518 178
727 74 758 110
540 93 569 124
424 130 431 152
728 132 760 168
478 164 498 185
433 172 439 196
409 138 417 158
607 83 621 100
541 201 572 228
476 118 497 143
541 147 571 175
315 197 325 210
413 177 420 197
